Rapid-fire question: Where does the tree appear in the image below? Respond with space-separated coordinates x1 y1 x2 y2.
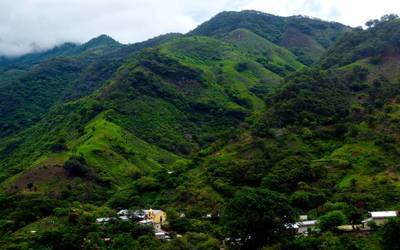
27 183 34 191
82 232 106 249
289 191 326 211
366 14 398 29
320 232 341 250
223 188 294 249
235 62 249 72
318 211 346 232
381 218 400 250
109 233 139 249
136 176 160 192
347 207 362 229
63 156 89 177
380 14 399 22
50 138 68 152
366 19 379 28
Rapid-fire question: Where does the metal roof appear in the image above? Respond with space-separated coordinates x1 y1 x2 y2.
96 217 110 223
285 220 317 229
117 209 129 215
370 211 397 218
298 220 317 226
284 223 299 229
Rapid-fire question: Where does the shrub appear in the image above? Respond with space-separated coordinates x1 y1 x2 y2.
235 62 249 72
136 176 160 192
318 211 347 232
50 138 68 152
63 156 89 177
381 218 400 250
367 220 378 231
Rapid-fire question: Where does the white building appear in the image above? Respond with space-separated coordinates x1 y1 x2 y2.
362 211 398 226
96 217 111 224
285 220 317 235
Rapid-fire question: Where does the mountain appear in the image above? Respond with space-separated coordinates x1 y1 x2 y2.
0 33 180 138
0 10 399 250
0 35 121 69
190 10 350 65
82 35 120 50
221 28 306 76
319 15 400 81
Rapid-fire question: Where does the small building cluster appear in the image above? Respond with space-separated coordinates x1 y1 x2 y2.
287 211 399 236
96 208 170 240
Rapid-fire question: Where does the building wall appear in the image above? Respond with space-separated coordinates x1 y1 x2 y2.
155 211 167 224
374 218 389 226
298 225 315 235
148 211 167 224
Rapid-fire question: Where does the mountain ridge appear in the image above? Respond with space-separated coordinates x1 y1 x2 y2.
190 10 351 64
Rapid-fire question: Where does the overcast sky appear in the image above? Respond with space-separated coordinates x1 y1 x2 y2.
1 0 399 57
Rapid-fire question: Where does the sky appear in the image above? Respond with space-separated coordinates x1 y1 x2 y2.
0 0 399 57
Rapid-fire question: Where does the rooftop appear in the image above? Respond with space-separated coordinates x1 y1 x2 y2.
117 209 129 215
144 209 163 214
298 220 317 226
284 220 317 229
96 217 111 223
370 211 397 218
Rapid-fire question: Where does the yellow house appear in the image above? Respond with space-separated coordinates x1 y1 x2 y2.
144 209 167 224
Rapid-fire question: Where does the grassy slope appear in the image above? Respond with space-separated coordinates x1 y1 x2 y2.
74 112 180 183
199 47 400 214
0 35 285 196
99 36 281 154
0 34 181 140
190 10 349 65
221 28 306 75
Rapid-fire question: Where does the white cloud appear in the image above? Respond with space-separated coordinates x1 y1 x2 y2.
241 0 400 27
0 0 240 56
0 0 399 56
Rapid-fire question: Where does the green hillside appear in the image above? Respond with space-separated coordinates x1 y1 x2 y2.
1 10 400 250
0 35 279 182
0 34 180 138
190 10 349 65
221 28 306 76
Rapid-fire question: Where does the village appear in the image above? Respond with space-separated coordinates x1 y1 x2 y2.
93 207 400 244
96 208 172 240
286 210 399 236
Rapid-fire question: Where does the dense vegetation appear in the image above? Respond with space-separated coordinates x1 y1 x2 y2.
1 10 400 249
190 10 349 65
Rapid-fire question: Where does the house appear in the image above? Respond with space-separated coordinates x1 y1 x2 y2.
117 209 130 216
118 215 129 221
155 231 171 240
96 210 132 225
362 211 398 226
285 220 318 235
143 209 167 225
96 217 111 224
299 215 308 221
297 220 318 235
138 219 153 225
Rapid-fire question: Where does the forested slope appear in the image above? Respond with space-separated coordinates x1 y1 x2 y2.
1 10 400 250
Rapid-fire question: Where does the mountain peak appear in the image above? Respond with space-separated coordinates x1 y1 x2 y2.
83 34 120 48
190 10 349 65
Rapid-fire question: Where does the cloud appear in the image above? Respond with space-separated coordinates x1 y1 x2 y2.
0 0 399 56
0 0 239 56
241 0 400 27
